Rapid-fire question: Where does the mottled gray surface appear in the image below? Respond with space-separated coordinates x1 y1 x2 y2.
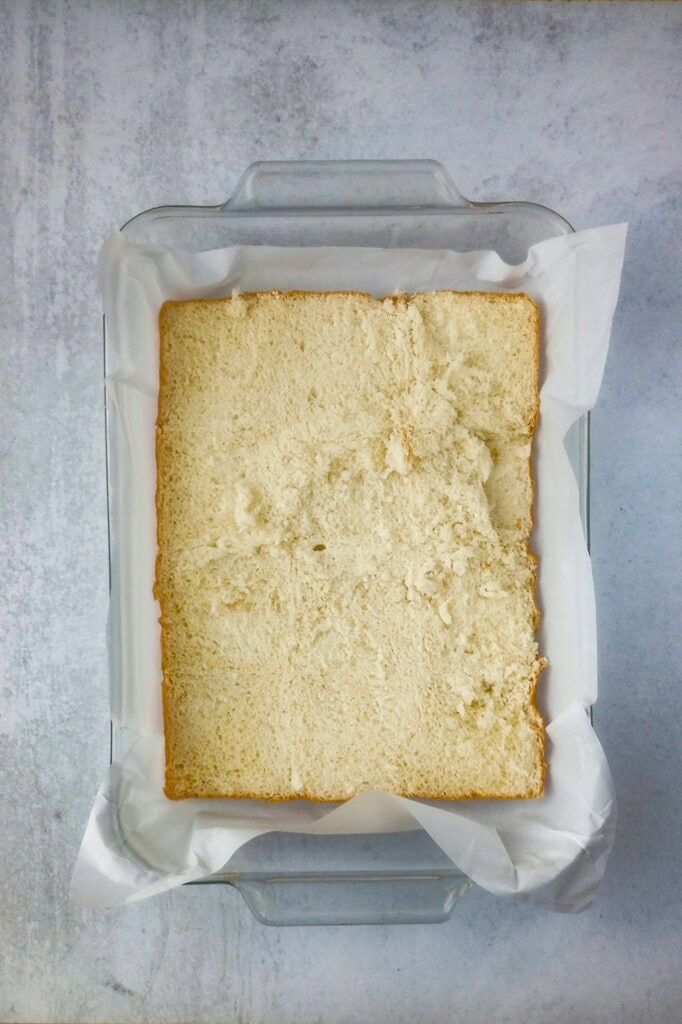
2 1 681 1021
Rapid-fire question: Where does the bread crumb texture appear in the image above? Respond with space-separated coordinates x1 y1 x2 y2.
156 291 545 801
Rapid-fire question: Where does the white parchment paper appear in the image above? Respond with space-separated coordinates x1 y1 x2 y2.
72 225 626 910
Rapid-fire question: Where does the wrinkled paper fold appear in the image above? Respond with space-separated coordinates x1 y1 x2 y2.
72 224 626 910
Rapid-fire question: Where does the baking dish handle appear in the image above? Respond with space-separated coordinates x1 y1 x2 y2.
224 871 471 926
225 159 469 211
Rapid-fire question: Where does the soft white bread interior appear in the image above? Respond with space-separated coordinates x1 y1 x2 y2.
156 290 546 801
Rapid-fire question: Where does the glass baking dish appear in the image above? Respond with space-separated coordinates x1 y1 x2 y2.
107 160 586 925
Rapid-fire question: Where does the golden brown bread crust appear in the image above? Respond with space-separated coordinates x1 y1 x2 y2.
156 289 546 802
155 303 175 798
522 292 547 797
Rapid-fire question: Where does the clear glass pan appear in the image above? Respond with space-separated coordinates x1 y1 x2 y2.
107 160 586 925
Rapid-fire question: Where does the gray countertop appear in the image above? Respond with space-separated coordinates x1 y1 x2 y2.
2 2 681 1021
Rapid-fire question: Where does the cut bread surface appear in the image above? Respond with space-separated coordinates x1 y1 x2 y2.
156 290 546 801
